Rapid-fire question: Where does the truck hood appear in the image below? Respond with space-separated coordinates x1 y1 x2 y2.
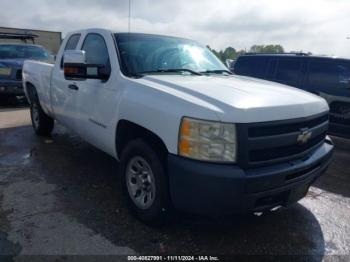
139 74 329 123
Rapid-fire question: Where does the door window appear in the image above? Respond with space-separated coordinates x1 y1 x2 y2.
266 59 277 80
308 60 350 89
82 34 110 67
275 58 302 86
234 56 268 78
81 34 111 81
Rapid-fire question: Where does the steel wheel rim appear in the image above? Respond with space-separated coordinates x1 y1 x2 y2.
126 156 156 210
32 103 39 129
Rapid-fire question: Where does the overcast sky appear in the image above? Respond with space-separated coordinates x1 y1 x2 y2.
1 0 350 57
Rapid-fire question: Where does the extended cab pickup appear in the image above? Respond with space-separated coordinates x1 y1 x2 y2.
23 29 334 224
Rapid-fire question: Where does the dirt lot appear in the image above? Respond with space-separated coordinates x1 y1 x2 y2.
0 102 350 261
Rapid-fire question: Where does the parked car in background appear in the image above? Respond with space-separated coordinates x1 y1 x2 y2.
23 29 333 224
232 54 350 138
0 43 53 99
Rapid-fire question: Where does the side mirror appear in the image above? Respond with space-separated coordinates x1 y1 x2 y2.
63 50 110 81
64 50 87 80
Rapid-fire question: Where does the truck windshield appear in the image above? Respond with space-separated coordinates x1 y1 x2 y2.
0 45 52 60
114 33 228 77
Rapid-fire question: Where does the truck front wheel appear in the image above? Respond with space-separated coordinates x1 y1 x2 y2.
119 139 170 225
30 96 54 136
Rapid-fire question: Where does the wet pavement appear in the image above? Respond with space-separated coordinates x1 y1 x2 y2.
0 102 350 261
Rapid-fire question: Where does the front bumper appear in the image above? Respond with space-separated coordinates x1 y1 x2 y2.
168 138 334 214
0 80 24 96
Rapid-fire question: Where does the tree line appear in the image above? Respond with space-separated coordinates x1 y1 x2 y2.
207 44 285 62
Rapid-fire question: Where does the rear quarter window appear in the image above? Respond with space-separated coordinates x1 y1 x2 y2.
61 34 81 68
308 60 350 89
65 34 81 51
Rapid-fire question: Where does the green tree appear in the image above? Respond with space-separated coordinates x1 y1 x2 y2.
223 47 237 60
207 46 239 62
249 44 284 53
207 44 285 63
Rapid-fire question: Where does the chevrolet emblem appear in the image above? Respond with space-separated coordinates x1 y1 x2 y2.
297 128 312 145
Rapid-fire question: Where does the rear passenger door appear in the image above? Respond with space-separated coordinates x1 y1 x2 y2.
51 33 82 129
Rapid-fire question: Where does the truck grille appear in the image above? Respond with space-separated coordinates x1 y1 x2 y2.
329 102 350 126
237 113 329 168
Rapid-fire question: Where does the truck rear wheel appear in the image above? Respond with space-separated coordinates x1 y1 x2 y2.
119 139 170 225
30 96 54 136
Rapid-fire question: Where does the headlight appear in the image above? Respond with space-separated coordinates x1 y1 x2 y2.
178 117 237 163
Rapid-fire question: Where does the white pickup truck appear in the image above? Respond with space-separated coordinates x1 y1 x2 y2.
23 28 334 224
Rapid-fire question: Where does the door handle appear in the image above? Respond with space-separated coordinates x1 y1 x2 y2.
68 84 79 91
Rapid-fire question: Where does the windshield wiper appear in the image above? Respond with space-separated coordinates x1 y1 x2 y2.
200 69 233 75
139 68 202 76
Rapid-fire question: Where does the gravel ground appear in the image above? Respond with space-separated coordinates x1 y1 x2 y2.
0 102 349 261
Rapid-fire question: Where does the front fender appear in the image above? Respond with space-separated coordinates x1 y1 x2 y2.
114 80 220 156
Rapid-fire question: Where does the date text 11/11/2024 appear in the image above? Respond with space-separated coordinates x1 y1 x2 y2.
127 256 220 261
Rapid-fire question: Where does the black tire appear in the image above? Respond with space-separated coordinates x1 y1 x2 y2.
30 94 54 136
119 139 170 225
